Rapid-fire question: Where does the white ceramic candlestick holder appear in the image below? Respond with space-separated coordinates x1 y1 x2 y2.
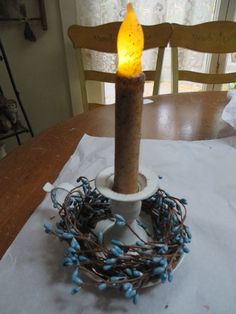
94 166 159 246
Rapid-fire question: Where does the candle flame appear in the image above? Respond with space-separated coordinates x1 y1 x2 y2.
117 3 144 77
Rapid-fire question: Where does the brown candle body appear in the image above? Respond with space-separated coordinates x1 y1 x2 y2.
113 73 145 194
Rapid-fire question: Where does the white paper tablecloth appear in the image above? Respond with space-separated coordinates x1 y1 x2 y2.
1 134 236 314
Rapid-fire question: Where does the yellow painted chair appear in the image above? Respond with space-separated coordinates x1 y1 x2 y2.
170 21 236 93
68 22 172 111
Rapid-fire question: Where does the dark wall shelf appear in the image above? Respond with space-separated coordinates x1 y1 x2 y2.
0 38 34 145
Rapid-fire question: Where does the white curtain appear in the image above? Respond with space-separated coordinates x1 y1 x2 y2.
75 0 167 74
75 0 217 96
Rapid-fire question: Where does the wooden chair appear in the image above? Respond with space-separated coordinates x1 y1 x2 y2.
170 21 236 93
68 22 172 111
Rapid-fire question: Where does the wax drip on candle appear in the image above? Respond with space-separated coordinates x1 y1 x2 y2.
117 3 144 77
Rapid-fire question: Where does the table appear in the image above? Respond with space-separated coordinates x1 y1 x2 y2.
0 91 235 259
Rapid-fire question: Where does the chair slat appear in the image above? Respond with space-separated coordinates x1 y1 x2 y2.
85 71 160 83
85 71 116 83
179 71 236 85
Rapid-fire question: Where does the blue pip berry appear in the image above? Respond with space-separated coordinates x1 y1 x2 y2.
116 220 126 226
159 245 168 254
160 272 167 283
111 247 120 257
71 287 81 295
125 288 136 299
175 234 181 242
98 231 104 245
72 276 83 285
133 293 139 305
63 257 73 266
103 264 112 271
152 256 162 264
43 223 52 234
72 267 79 280
114 245 123 254
67 247 76 254
153 266 165 275
71 255 79 265
168 271 174 282
71 238 80 250
104 258 116 265
183 245 190 253
114 214 126 222
72 268 83 285
185 226 192 239
114 214 126 226
133 270 143 277
62 232 74 240
116 220 126 227
124 268 133 276
122 283 132 291
98 283 107 291
136 240 145 247
78 256 89 262
159 257 168 268
111 245 123 257
183 236 191 244
56 228 63 235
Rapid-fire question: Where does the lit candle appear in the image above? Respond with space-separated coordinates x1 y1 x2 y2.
113 3 144 194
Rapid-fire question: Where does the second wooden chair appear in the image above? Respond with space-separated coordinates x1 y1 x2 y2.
170 21 236 93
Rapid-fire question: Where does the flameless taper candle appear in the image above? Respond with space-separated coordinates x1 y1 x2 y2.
113 3 144 194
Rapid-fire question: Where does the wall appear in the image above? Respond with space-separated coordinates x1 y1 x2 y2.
0 0 72 152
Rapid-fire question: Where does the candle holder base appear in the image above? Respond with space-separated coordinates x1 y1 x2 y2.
94 167 158 247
